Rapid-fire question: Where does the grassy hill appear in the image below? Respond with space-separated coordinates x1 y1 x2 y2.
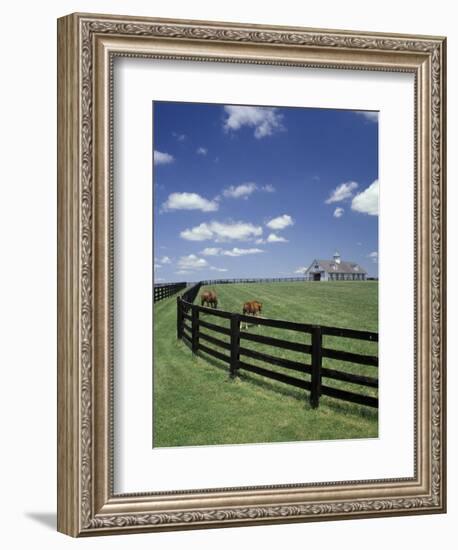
153 282 378 448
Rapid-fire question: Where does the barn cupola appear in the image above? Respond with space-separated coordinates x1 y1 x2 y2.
333 251 341 264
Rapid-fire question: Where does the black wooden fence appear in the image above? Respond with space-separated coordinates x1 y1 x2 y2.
199 277 306 285
177 295 378 410
154 282 186 303
180 282 202 311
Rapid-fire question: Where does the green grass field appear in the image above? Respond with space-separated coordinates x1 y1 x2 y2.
153 281 378 448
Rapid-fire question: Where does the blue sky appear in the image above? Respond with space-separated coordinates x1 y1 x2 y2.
153 101 378 282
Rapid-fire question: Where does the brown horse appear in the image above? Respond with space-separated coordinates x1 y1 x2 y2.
201 290 218 309
241 300 263 329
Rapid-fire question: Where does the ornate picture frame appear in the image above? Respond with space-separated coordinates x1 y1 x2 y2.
57 12 446 536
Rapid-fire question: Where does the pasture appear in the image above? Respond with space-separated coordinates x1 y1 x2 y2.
153 281 378 448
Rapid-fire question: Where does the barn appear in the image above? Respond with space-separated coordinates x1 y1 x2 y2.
304 252 367 281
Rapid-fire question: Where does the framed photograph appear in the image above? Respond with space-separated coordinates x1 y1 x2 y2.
57 13 446 536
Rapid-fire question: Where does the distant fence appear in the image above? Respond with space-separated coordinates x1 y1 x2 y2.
181 282 202 310
200 277 306 285
177 292 378 410
154 282 186 303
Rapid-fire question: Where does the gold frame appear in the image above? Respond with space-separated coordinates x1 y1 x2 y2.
57 12 446 537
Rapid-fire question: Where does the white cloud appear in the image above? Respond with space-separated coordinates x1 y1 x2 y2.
266 214 294 230
172 132 186 141
153 256 171 271
325 181 358 204
177 254 208 271
176 253 229 274
180 221 263 242
223 182 257 199
223 105 284 138
261 184 276 193
356 111 379 123
333 207 344 218
266 233 288 243
162 192 218 212
201 246 264 257
256 232 292 244
180 223 214 241
222 182 275 199
196 147 208 155
221 247 264 257
154 150 174 165
351 180 379 216
368 251 378 263
157 256 171 265
294 267 308 274
201 247 222 256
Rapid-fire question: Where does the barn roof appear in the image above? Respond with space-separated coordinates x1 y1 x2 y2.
307 259 367 274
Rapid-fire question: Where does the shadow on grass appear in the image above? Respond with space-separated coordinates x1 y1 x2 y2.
195 349 232 377
192 345 377 422
318 393 378 420
197 349 311 407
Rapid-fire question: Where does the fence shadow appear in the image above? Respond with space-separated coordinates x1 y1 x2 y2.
319 392 378 420
195 347 376 420
238 369 313 408
195 347 311 405
180 341 233 379
195 349 233 377
239 368 377 419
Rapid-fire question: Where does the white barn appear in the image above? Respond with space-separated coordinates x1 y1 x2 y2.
304 252 367 281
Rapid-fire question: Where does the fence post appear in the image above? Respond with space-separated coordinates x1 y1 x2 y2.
191 306 199 355
176 296 183 339
230 314 240 378
310 326 322 408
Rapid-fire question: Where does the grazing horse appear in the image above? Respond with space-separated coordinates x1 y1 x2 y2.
201 290 218 309
241 300 263 329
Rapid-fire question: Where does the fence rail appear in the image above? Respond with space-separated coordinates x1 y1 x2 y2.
199 277 306 285
154 282 186 303
177 293 379 410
